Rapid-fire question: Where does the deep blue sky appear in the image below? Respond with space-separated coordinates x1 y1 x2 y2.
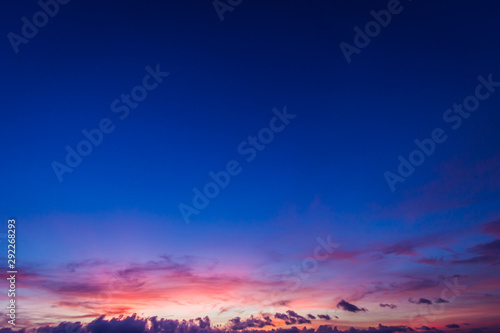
1 1 500 331
2 0 499 221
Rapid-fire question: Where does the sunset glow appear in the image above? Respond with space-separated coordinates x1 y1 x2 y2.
1 1 500 333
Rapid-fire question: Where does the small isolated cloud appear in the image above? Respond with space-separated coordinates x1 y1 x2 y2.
270 300 291 307
379 303 397 309
307 314 316 320
317 314 331 320
409 297 432 305
336 300 367 313
446 324 460 328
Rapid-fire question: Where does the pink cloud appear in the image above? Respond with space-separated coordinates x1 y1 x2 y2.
378 154 500 221
481 219 500 237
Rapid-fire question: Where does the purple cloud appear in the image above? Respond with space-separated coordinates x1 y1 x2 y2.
336 300 367 313
228 315 273 330
453 239 500 265
446 324 460 328
434 298 449 304
409 298 432 305
482 219 500 237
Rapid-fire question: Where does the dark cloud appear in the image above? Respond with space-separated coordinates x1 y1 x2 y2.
286 311 301 318
228 315 273 330
340 323 419 332
196 317 211 329
336 300 367 313
307 314 316 320
35 323 83 333
409 298 432 305
446 324 460 328
87 315 150 333
274 313 289 321
285 311 311 324
434 298 449 304
379 303 397 309
317 314 331 320
453 239 500 265
7 315 490 333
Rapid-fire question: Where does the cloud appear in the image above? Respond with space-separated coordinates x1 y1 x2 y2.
218 307 231 315
228 315 274 330
196 317 211 329
274 313 289 321
452 239 500 265
481 219 500 237
66 260 108 273
86 315 147 333
434 298 449 304
341 323 423 333
285 311 311 324
409 298 432 305
307 314 316 320
350 277 439 301
379 303 397 309
416 257 445 266
270 300 291 307
317 314 331 320
468 239 500 255
3 316 489 333
380 232 456 258
379 154 500 221
336 300 367 313
19 255 296 324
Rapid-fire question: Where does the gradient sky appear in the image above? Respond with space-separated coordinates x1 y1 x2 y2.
1 1 500 332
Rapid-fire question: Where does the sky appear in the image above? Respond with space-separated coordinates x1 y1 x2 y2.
0 1 500 332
